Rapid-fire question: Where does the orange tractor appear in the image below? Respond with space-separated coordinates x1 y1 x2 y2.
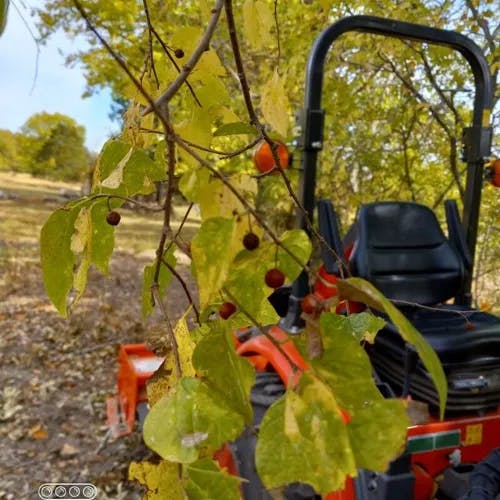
109 15 499 500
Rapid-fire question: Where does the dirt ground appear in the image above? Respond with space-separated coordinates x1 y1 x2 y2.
0 175 196 499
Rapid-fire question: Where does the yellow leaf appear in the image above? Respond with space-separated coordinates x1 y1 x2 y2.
175 316 195 377
129 460 183 500
243 0 274 51
261 69 290 137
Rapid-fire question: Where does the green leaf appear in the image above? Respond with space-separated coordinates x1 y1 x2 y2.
337 278 448 419
144 321 254 463
185 459 241 500
95 139 164 196
191 217 236 308
256 369 408 494
143 377 246 463
141 247 176 318
192 320 255 422
179 167 211 203
40 207 79 317
348 398 409 472
256 373 357 494
311 313 387 413
213 122 257 137
224 247 280 327
276 230 312 282
89 201 116 275
242 0 274 51
261 69 290 137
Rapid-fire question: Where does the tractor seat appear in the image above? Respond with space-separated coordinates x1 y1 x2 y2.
349 201 500 412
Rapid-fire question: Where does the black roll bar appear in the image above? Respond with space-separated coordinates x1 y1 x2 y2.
282 15 493 331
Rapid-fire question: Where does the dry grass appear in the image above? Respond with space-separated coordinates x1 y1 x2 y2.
0 172 199 257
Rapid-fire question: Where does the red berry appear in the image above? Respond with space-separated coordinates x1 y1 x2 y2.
106 211 121 226
301 294 319 315
243 232 260 250
174 48 184 58
265 268 285 289
219 302 236 320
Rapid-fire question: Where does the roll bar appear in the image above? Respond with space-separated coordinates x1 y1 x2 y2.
282 15 493 331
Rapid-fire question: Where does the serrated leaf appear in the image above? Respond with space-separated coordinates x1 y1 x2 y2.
142 247 176 318
129 460 183 500
185 459 241 500
40 207 79 317
192 321 255 422
214 122 257 137
101 146 133 188
256 373 357 493
337 278 447 419
261 69 290 137
243 0 274 51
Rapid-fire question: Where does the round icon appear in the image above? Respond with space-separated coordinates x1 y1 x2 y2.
69 485 81 497
54 485 67 497
82 485 96 499
39 485 53 499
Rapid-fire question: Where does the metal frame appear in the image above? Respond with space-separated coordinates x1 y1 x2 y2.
282 15 493 329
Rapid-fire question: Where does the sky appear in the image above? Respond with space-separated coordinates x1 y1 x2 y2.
0 1 117 152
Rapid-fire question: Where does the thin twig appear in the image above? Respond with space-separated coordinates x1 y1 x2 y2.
273 0 281 67
150 24 202 107
142 0 160 88
162 257 200 324
180 136 261 158
143 0 224 115
151 287 182 378
11 0 40 94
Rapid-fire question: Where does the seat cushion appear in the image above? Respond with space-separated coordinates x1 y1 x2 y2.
350 202 464 304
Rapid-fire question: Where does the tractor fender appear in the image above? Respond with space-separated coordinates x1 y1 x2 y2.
236 325 308 387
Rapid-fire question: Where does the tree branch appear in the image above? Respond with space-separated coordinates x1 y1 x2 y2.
142 0 224 115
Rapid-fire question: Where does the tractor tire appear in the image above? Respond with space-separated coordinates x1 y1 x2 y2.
232 371 320 500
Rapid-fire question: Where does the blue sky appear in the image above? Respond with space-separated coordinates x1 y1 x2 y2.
0 1 117 152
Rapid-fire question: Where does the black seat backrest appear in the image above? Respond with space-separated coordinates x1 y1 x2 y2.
349 202 464 305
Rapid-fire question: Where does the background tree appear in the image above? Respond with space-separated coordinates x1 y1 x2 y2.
18 112 92 181
0 129 21 171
